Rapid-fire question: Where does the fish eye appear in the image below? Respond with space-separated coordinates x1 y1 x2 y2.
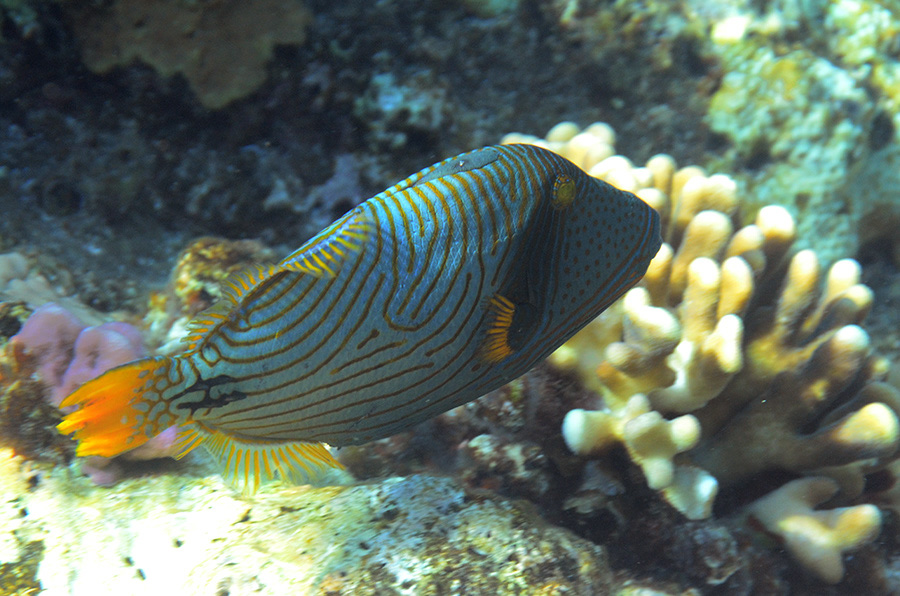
551 174 576 210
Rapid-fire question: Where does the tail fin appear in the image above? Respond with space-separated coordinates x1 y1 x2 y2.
57 356 177 458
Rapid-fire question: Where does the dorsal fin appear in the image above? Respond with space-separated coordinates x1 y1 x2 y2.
373 146 502 201
219 264 278 303
278 210 375 277
181 208 373 355
411 146 500 187
182 264 277 352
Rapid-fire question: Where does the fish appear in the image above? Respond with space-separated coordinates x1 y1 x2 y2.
57 144 662 492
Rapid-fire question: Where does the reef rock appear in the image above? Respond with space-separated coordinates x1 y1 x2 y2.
0 450 627 595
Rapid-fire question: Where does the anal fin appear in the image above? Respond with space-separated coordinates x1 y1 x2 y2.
181 422 344 494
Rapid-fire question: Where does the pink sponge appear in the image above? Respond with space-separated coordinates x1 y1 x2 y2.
10 303 180 482
10 303 146 406
10 303 85 399
54 321 146 407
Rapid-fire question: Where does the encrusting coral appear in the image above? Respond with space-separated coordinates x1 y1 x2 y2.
504 122 900 582
169 236 276 317
703 0 900 266
10 303 146 408
0 235 284 486
145 236 276 352
66 0 311 109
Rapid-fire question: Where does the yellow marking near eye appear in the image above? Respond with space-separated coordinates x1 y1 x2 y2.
552 174 576 210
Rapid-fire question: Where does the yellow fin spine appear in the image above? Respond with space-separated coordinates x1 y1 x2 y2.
186 422 344 494
173 427 204 460
278 211 374 278
220 264 278 303
182 264 278 352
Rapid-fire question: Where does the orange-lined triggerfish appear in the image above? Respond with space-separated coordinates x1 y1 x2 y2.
58 144 662 492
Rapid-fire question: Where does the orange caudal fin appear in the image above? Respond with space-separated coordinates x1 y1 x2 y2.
57 356 177 458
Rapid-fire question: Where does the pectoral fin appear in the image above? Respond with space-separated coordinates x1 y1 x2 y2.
480 294 517 364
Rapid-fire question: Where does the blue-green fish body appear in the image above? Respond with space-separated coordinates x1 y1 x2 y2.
59 144 661 490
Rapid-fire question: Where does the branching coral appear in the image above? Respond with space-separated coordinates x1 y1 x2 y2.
66 0 311 109
505 122 899 581
563 394 700 492
691 326 897 484
747 477 881 584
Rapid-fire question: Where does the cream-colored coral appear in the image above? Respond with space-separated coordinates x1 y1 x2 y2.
0 252 27 290
67 0 311 109
505 123 898 567
747 477 881 584
563 394 700 491
692 328 899 484
0 252 106 326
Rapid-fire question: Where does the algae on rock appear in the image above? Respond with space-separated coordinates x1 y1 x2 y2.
0 448 622 595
